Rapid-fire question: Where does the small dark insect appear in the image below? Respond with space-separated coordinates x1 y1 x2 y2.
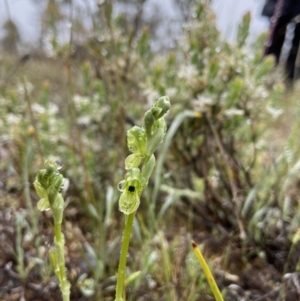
128 185 135 192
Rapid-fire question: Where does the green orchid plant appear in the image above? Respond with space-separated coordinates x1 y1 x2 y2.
115 96 170 301
34 158 70 301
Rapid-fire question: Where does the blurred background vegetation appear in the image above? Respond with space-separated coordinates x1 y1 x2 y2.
1 0 300 300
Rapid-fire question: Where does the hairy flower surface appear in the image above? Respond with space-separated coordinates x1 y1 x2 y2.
127 126 147 156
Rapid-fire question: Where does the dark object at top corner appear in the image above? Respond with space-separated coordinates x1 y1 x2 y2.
262 0 277 17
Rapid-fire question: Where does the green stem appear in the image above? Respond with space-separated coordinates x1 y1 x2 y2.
115 212 136 301
54 224 61 240
54 223 70 301
23 137 38 234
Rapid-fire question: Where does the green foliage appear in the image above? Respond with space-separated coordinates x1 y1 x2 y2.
237 11 251 48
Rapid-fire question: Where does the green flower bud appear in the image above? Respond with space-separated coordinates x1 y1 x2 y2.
45 157 61 174
153 96 170 119
52 194 64 224
152 118 167 134
127 126 147 156
150 107 162 120
141 155 155 188
37 198 51 211
144 97 169 138
146 127 165 156
48 174 64 206
36 169 50 190
144 110 155 137
125 154 141 170
34 175 51 212
124 168 141 185
34 180 47 200
34 158 67 221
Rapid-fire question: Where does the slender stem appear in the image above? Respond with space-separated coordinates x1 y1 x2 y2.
22 137 38 234
16 216 25 280
192 241 224 301
54 223 62 243
54 223 70 301
115 212 135 301
54 223 64 280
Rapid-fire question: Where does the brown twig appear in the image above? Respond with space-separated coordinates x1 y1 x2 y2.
205 114 246 239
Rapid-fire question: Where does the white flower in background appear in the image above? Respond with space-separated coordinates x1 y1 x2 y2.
32 103 46 114
143 88 160 107
209 170 220 188
224 108 244 117
146 274 157 289
242 47 255 61
255 139 265 150
48 118 57 128
116 58 126 68
92 93 101 102
210 175 219 188
73 95 90 109
48 103 59 115
254 86 269 99
177 35 189 51
77 116 91 126
245 79 255 92
91 105 111 123
185 19 202 31
165 87 177 99
7 114 21 124
102 104 110 112
178 64 198 86
42 33 56 57
219 92 228 105
266 106 284 119
99 105 110 116
192 95 214 112
17 82 33 95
